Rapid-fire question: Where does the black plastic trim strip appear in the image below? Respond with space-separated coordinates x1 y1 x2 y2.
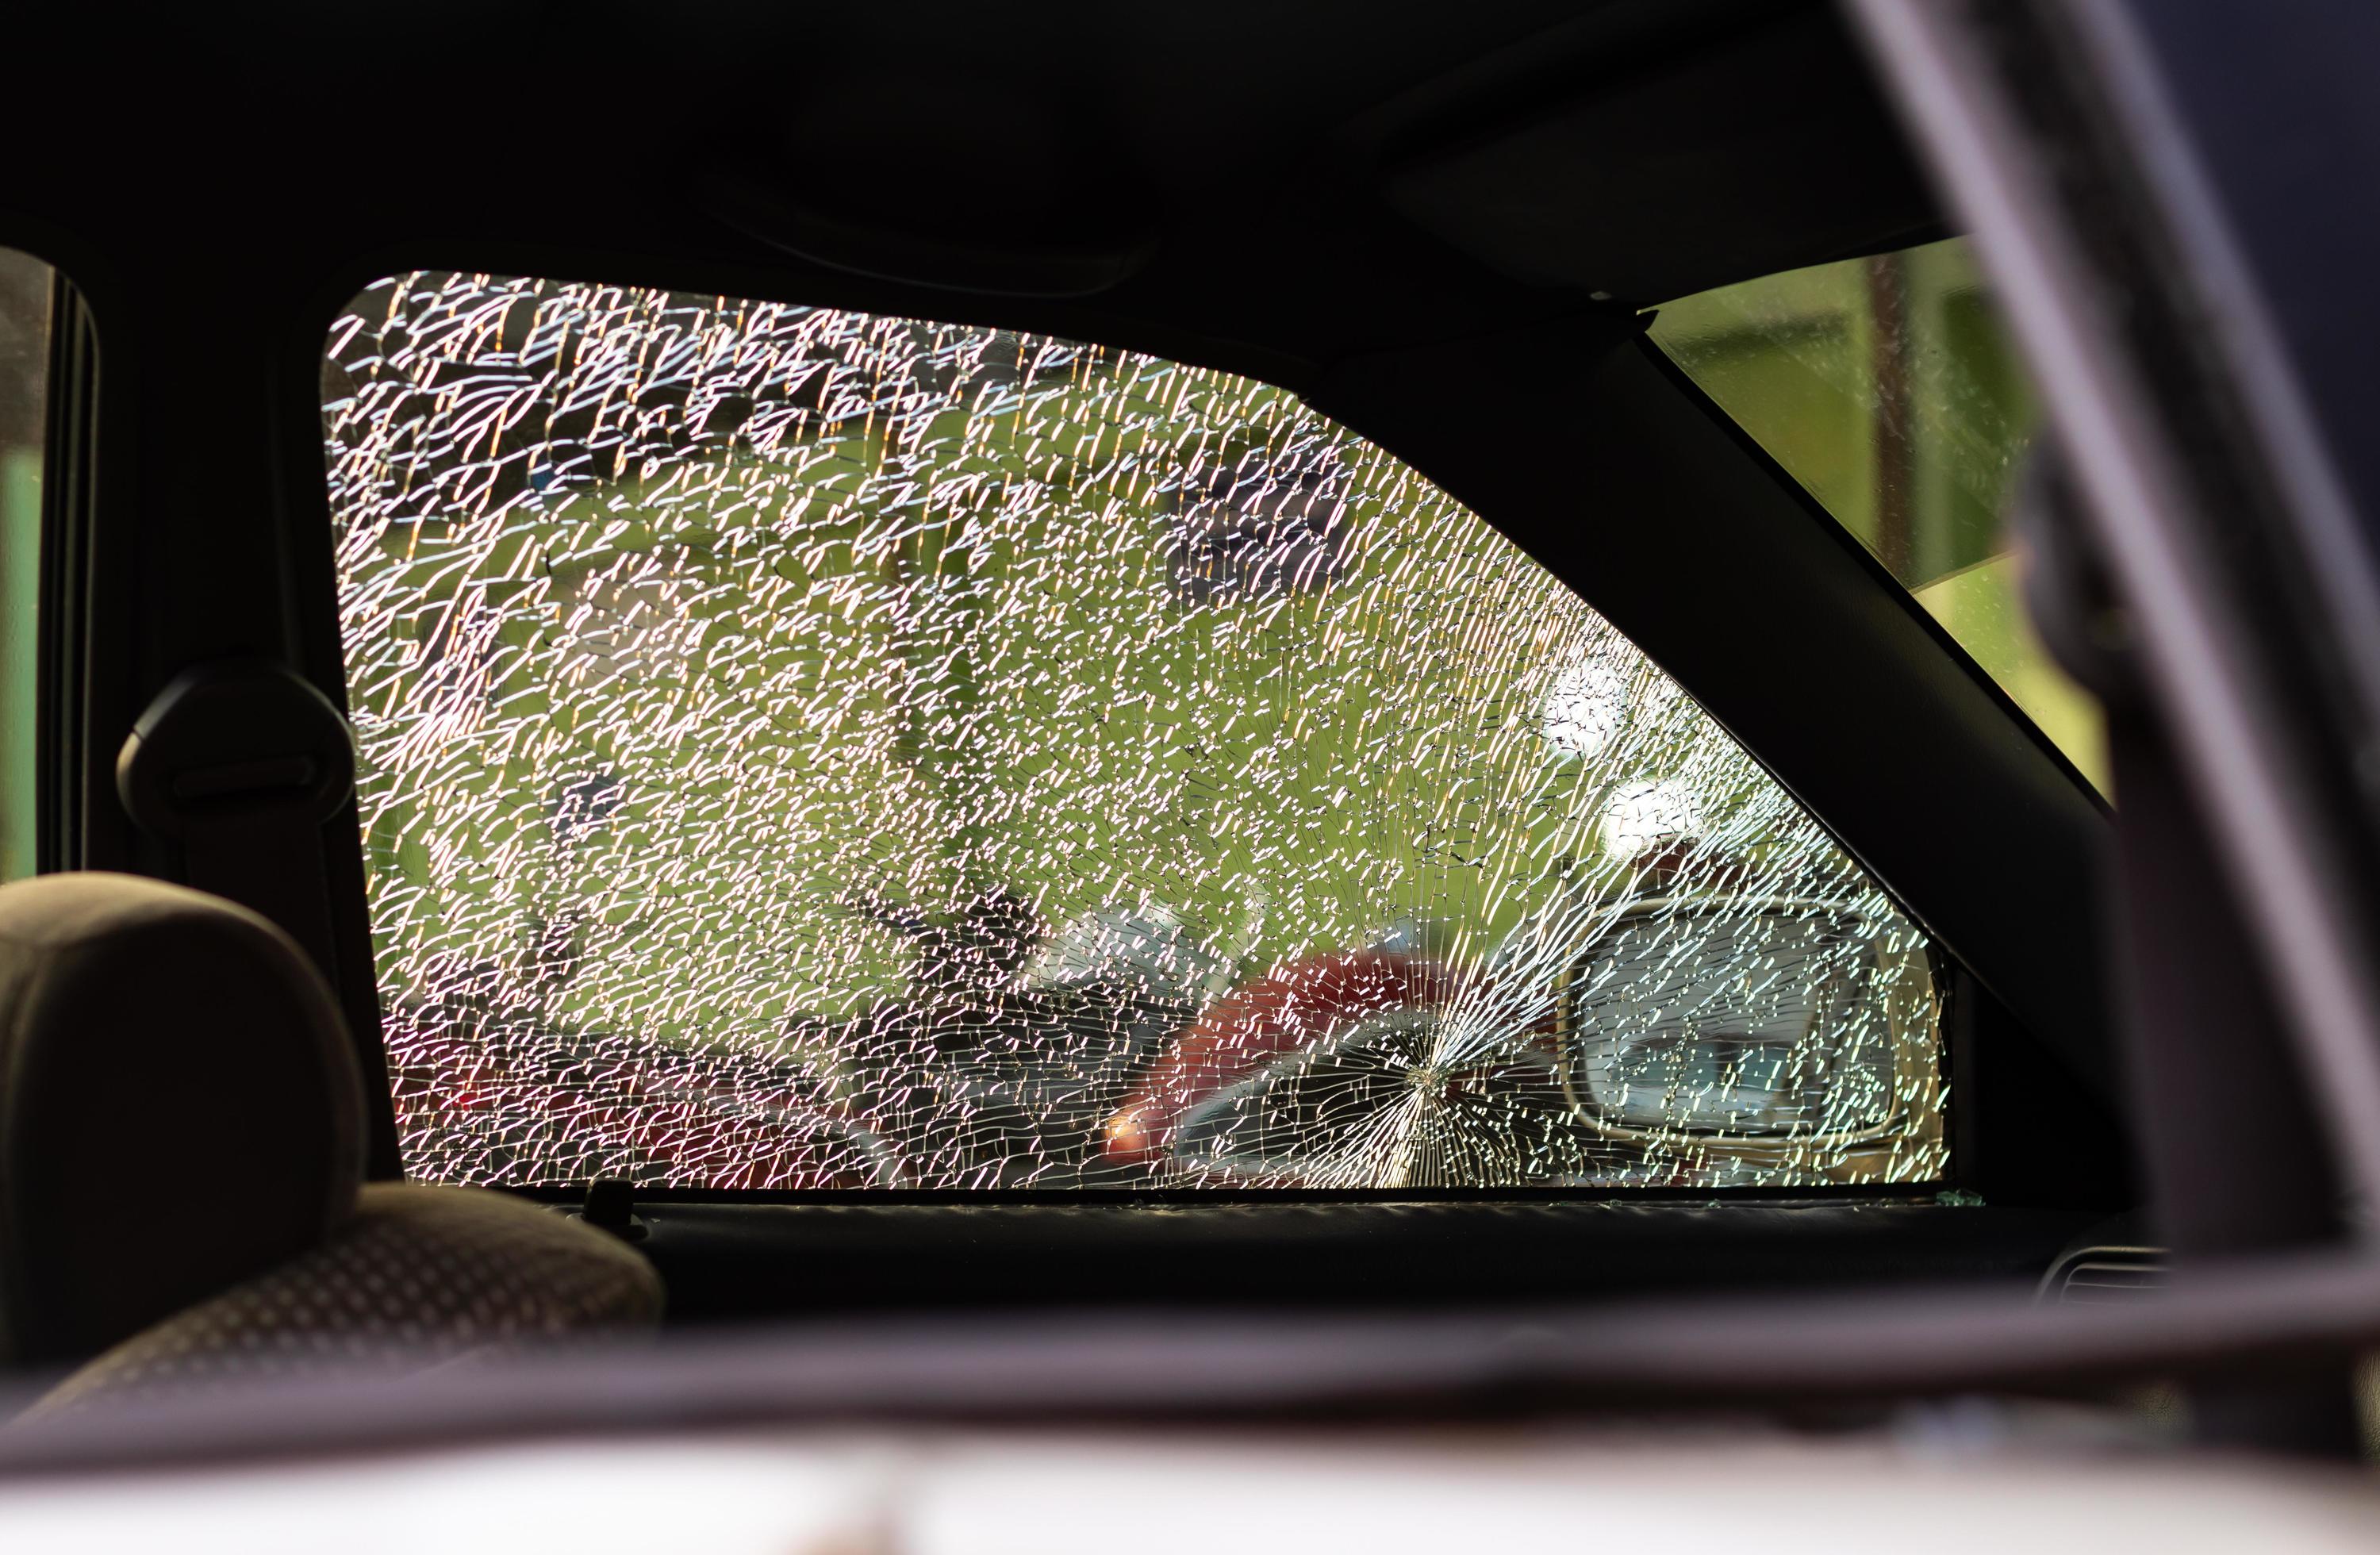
36 274 97 874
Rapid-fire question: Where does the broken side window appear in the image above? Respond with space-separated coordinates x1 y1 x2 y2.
323 275 1950 1193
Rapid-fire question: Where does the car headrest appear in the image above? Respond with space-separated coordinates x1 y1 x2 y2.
0 873 363 1366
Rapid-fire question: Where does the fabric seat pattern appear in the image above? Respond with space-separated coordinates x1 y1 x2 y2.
29 1184 660 1415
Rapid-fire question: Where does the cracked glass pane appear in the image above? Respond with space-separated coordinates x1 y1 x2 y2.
322 273 1950 1192
0 248 48 882
1649 236 2106 793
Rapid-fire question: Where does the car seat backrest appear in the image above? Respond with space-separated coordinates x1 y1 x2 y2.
0 873 363 1366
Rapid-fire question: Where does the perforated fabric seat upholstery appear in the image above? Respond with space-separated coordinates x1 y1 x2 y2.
27 1183 659 1416
0 873 660 1414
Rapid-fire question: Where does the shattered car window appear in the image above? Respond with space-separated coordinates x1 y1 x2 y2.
322 273 1949 1192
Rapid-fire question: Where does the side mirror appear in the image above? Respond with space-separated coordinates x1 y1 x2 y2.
1556 896 1944 1185
1100 897 1941 1190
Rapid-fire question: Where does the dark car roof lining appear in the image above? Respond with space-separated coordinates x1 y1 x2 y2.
6 0 2125 1209
1384 5 1945 299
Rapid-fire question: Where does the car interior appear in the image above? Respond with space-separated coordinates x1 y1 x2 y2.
0 0 2228 1458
